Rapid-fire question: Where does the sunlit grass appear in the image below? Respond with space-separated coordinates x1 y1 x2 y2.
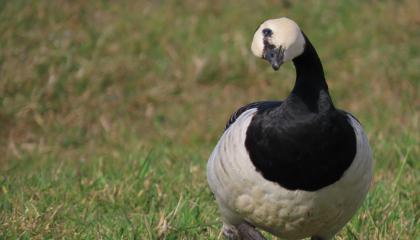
1 0 419 239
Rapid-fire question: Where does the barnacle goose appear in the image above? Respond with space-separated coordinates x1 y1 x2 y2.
207 17 373 240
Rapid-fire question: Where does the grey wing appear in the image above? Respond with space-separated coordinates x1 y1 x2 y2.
340 110 362 125
225 101 283 131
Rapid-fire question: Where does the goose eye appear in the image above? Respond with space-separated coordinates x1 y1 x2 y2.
262 28 273 37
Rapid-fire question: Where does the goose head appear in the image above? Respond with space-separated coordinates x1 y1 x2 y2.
251 17 305 70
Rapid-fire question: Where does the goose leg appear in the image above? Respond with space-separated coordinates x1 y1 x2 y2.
237 222 267 240
223 223 240 240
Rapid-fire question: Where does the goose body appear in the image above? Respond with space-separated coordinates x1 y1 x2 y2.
207 18 373 240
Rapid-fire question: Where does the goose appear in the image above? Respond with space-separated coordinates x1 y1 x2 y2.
207 17 373 240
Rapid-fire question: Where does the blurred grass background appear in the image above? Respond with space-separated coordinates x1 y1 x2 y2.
0 0 419 239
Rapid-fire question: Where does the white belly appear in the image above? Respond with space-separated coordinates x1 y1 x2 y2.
207 109 373 239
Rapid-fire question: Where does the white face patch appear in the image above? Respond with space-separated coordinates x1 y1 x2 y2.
251 17 306 62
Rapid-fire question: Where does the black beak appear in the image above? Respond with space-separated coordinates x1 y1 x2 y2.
263 47 284 71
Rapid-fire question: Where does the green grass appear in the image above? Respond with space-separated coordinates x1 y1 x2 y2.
1 0 419 239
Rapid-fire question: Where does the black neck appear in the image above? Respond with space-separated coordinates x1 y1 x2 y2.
290 32 332 109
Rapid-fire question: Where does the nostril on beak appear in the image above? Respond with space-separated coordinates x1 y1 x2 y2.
272 62 280 71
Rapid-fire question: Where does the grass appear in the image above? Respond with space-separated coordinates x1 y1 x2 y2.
0 0 419 239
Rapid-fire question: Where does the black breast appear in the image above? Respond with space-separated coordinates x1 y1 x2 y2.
245 103 357 191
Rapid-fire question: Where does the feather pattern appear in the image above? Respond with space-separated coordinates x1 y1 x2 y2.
225 101 282 131
207 111 372 239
